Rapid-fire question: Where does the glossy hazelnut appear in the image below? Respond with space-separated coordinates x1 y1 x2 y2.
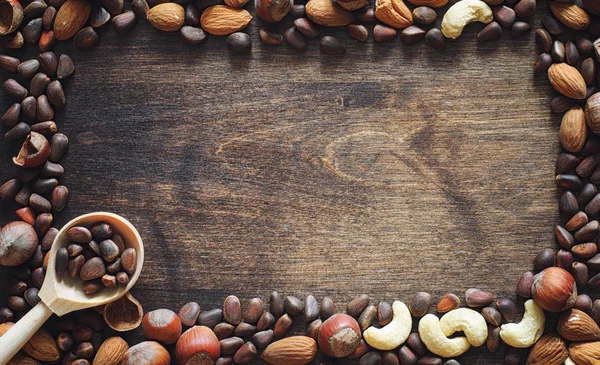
532 267 577 312
121 341 171 365
317 313 361 358
176 325 221 365
142 309 182 344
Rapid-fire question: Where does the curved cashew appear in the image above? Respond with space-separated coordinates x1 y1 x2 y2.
441 0 493 39
439 308 488 347
499 300 545 348
564 357 575 365
363 301 412 350
418 314 471 358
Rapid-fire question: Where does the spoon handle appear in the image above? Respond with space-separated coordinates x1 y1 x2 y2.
0 301 54 364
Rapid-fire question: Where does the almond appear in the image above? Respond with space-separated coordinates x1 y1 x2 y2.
337 0 369 11
375 0 413 29
7 353 41 365
526 334 568 365
569 341 600 365
558 309 600 342
147 3 185 32
560 105 587 153
261 336 317 365
406 0 448 8
224 0 249 7
200 5 252 35
23 328 60 362
53 0 92 40
548 63 587 100
93 336 129 365
550 1 591 30
305 0 354 27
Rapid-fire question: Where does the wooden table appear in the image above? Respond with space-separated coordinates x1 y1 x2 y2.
0 1 563 363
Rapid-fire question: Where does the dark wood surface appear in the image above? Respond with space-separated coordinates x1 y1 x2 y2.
0 1 568 363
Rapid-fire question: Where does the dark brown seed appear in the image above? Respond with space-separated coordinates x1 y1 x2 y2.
28 244 44 268
496 298 517 322
374 301 392 326
15 185 33 206
284 27 307 51
360 351 382 365
234 322 256 337
99 239 120 262
576 34 594 56
106 258 121 273
382 351 399 365
290 4 305 18
4 79 28 100
43 6 57 30
80 257 106 281
31 121 57 135
418 355 442 365
30 193 51 212
41 227 57 250
214 322 235 339
68 254 85 278
575 294 593 312
273 313 292 339
180 26 207 44
1 32 24 49
90 223 112 240
30 73 50 97
586 194 600 216
577 156 598 178
269 292 284 317
113 11 137 33
24 1 47 20
8 296 27 312
374 24 396 42
533 248 556 271
552 40 566 62
358 305 377 331
3 278 27 295
581 58 596 85
320 36 346 55
0 55 20 73
215 358 233 365
294 18 320 38
412 6 436 25
33 177 57 194
574 220 599 241
120 248 137 275
284 296 303 315
5 122 29 141
535 28 552 53
356 6 375 23
555 225 575 249
401 25 425 45
132 0 149 19
467 290 495 308
347 294 369 318
589 272 600 288
346 24 368 42
534 53 552 74
67 226 92 244
74 27 99 49
580 184 597 207
90 5 110 28
226 32 251 54
566 40 580 66
51 185 68 212
543 13 564 35
556 152 580 172
409 292 431 318
398 345 417 365
407 332 426 355
1 103 20 128
232 341 256 364
17 59 40 79
197 308 223 328
301 295 317 322
256 311 274 331
486 326 501 353
572 262 589 288
23 18 43 44
572 242 598 259
49 133 68 162
224 295 242 325
511 21 531 37
116 271 129 286
320 297 334 319
494 6 516 28
57 54 75 79
56 248 68 275
83 280 103 295
39 52 57 76
37 95 54 121
257 28 281 45
242 298 263 324
24 287 40 307
102 0 124 16
184 3 200 25
46 80 65 109
56 333 74 351
514 0 535 18
67 244 83 257
560 191 579 217
516 271 534 298
306 318 321 339
0 179 22 201
39 30 55 52
252 329 273 349
34 215 52 238
556 249 573 270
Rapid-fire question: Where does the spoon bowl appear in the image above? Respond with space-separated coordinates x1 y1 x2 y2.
0 212 144 364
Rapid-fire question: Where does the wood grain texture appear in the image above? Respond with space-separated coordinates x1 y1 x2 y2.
0 1 567 363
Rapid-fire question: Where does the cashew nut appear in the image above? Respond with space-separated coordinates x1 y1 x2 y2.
499 300 545 348
439 308 488 347
441 0 493 39
564 357 576 365
363 301 411 350
418 314 471 358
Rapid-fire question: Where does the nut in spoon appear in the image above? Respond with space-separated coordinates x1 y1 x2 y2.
0 212 144 364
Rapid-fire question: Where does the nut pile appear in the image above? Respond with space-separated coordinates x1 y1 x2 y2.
55 222 138 295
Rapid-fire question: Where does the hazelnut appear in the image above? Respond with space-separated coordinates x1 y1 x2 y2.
532 267 577 312
121 341 171 365
12 132 50 168
255 0 293 23
176 325 220 365
0 0 24 35
142 309 182 344
0 221 38 266
317 313 361 358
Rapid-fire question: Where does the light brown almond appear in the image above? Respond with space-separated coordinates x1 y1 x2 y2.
550 1 591 30
558 309 600 342
526 333 568 365
559 105 587 153
569 341 600 365
305 0 354 27
147 3 185 32
23 328 60 362
201 5 252 35
548 63 587 100
53 0 92 40
93 336 129 365
375 0 413 29
261 336 317 365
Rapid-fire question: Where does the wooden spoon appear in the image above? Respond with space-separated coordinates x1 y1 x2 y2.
0 212 144 364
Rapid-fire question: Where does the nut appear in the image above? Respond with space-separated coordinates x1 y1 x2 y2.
103 292 144 332
142 309 182 344
363 301 411 350
337 0 368 11
0 221 38 266
374 0 412 29
53 0 92 40
147 3 184 32
558 309 600 341
13 132 50 168
499 299 545 348
255 0 292 22
569 341 600 365
525 333 568 365
0 0 24 35
585 93 600 135
178 302 201 327
436 294 460 313
441 0 492 39
175 326 220 365
550 1 591 30
261 336 317 365
560 106 587 153
20 327 60 361
548 63 587 99
200 5 252 35
121 341 170 365
439 308 487 347
418 314 471 358
406 0 447 8
223 295 242 325
306 0 354 27
347 294 369 318
93 336 129 365
532 267 577 312
464 289 494 308
317 313 361 358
